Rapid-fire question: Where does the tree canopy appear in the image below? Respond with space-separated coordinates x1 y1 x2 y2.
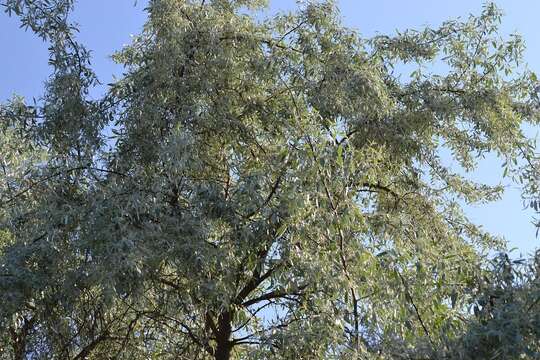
1 1 539 359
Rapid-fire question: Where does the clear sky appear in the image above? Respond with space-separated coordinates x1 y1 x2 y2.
1 0 538 254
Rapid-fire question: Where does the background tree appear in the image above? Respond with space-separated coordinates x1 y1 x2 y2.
443 252 540 359
1 0 539 359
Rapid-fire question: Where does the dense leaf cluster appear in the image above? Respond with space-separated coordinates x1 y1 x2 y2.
1 1 539 359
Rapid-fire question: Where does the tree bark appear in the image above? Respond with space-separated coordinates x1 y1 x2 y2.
10 316 33 360
214 311 233 360
215 343 232 360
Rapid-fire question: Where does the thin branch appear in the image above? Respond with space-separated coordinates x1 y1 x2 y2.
242 284 308 308
243 163 287 219
0 166 125 207
396 270 434 348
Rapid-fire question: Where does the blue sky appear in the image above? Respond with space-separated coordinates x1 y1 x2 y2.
1 0 538 253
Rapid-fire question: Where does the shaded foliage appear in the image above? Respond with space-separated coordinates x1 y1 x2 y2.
0 1 539 359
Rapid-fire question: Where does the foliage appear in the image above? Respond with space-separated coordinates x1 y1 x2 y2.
0 1 539 359
446 253 540 359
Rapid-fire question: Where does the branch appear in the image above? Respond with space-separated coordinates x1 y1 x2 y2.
233 262 278 306
72 333 109 360
359 182 399 198
243 165 287 219
1 166 125 207
242 284 308 308
396 270 434 348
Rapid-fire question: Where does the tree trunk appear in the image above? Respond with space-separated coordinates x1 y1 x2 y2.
215 342 232 360
214 311 233 360
10 316 33 360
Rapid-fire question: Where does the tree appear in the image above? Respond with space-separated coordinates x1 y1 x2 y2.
0 0 539 359
446 252 540 359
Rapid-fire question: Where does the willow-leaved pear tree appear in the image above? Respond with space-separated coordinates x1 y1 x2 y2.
1 0 539 359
